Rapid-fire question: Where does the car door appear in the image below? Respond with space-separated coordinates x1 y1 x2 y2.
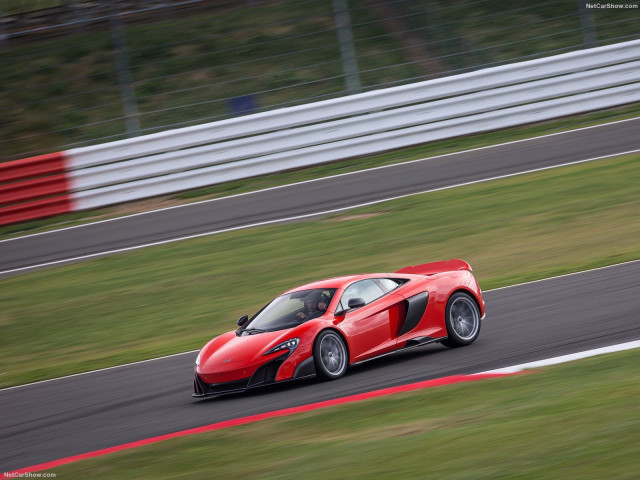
337 279 405 362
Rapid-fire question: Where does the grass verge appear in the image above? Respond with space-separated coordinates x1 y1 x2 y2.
46 348 640 479
0 152 639 388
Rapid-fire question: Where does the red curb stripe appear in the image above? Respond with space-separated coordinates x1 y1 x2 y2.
7 373 519 475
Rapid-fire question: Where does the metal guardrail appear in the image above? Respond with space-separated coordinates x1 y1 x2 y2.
66 39 640 168
1 39 640 225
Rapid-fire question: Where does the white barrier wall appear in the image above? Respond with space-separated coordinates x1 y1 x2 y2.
62 39 640 210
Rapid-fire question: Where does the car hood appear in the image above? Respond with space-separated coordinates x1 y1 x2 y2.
198 329 296 372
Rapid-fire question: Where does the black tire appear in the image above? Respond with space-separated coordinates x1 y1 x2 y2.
441 292 481 348
313 330 348 380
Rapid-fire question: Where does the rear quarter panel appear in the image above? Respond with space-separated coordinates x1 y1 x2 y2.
397 270 485 337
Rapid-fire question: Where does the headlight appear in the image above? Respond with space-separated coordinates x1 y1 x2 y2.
195 351 201 366
263 338 299 356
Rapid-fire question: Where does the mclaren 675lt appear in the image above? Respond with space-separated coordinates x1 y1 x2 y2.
193 259 485 397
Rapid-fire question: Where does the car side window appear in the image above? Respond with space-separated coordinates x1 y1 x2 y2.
375 278 402 292
339 279 385 311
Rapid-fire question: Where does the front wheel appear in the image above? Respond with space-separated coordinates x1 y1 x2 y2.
441 292 481 348
313 330 348 380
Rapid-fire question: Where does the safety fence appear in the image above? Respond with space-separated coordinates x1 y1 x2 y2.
1 38 639 226
5 0 640 162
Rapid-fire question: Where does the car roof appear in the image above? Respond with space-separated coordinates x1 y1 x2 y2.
284 273 395 293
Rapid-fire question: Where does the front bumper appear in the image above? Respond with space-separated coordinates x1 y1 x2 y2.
193 353 315 397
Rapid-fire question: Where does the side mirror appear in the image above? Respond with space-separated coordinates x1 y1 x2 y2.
335 298 367 317
347 297 366 309
237 315 249 327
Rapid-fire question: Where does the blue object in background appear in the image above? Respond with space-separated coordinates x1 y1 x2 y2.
228 94 259 116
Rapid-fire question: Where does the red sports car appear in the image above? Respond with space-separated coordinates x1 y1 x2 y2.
193 259 485 397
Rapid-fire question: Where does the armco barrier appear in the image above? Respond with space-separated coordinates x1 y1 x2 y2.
0 152 72 226
65 39 640 169
68 60 640 191
0 195 73 227
1 39 639 225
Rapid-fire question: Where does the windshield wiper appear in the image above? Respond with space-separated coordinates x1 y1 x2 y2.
243 328 267 335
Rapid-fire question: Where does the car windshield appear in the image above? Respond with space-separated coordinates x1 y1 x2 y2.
244 288 336 333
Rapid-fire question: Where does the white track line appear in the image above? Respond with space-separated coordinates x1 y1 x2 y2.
0 350 199 392
478 340 640 374
3 147 640 277
2 115 639 245
1 259 638 392
488 258 640 292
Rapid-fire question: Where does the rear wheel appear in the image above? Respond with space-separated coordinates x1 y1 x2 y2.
313 330 348 380
441 292 481 348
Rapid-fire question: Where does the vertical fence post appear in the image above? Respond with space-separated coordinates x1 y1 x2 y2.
71 0 90 33
0 1 8 49
333 0 361 94
108 2 140 137
578 1 597 48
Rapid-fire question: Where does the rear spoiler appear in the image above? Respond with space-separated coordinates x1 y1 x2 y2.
395 259 472 276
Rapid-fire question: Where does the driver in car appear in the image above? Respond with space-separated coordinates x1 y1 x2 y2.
296 291 328 321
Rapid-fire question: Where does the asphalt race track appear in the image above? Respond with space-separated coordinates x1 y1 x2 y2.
2 117 640 275
2 260 640 471
2 118 640 471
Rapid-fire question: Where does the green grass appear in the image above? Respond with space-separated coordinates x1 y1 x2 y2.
2 103 639 241
47 348 640 479
0 0 417 160
1 152 639 389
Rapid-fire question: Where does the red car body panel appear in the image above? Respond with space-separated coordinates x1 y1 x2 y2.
193 259 485 397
